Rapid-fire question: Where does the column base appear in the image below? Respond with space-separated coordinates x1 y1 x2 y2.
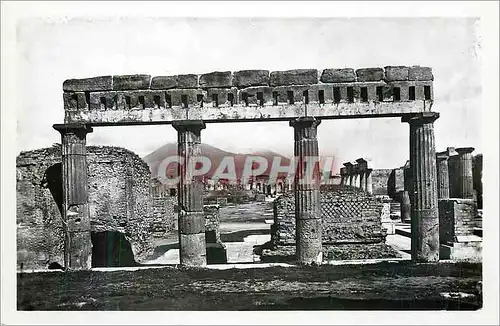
296 219 323 265
66 230 92 270
411 208 440 263
179 233 207 267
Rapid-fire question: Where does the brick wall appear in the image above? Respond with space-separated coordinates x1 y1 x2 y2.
16 145 169 269
272 185 386 246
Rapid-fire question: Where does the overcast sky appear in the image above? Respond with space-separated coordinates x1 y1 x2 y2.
16 17 481 171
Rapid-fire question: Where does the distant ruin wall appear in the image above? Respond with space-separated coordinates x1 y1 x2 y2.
272 185 386 247
16 146 170 270
439 199 477 244
371 169 393 196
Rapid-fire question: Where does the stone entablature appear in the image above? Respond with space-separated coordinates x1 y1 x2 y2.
62 66 434 124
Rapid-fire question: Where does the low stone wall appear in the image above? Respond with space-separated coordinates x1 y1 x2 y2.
151 196 177 236
16 145 170 270
204 204 221 243
439 198 477 244
272 185 386 247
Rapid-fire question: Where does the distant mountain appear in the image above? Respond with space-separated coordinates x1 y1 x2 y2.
144 143 291 182
144 143 335 183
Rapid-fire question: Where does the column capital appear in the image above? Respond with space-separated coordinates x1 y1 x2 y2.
436 152 449 161
289 117 321 129
401 112 439 125
53 123 93 137
172 120 206 133
355 158 368 170
456 147 475 155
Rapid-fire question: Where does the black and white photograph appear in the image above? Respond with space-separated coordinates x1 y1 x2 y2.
1 1 498 325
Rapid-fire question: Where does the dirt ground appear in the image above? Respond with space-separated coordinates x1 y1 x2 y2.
17 261 482 311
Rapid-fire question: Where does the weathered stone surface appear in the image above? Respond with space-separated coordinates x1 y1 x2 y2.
356 68 385 82
63 76 113 92
204 204 221 243
178 212 205 234
67 231 92 270
16 145 167 270
176 74 199 88
113 75 151 90
175 121 206 267
405 112 440 262
320 68 356 83
199 71 232 88
439 199 477 244
233 70 269 88
150 76 177 90
179 233 207 266
270 69 318 86
384 66 409 81
436 153 450 199
408 66 433 81
456 147 475 199
272 185 386 246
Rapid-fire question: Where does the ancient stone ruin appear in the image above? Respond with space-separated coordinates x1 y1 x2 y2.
16 145 177 270
388 146 483 261
269 185 398 261
41 65 443 270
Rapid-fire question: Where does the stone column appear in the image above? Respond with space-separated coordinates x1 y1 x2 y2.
53 123 93 270
365 168 373 195
173 120 207 267
400 190 411 223
290 117 322 264
343 162 353 186
436 153 450 199
456 147 475 199
403 112 440 262
356 158 367 191
339 167 347 185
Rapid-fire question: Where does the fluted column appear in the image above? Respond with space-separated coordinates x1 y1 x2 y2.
173 120 207 266
365 168 373 195
456 147 475 199
290 117 322 264
53 123 93 270
436 153 450 199
403 112 440 262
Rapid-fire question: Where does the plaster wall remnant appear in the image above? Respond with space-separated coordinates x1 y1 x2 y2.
16 146 171 270
62 66 434 125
